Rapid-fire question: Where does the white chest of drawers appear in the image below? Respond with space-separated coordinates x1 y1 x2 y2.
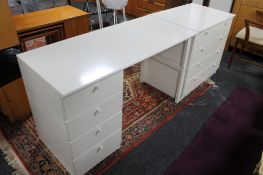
141 5 234 102
17 4 234 175
18 59 123 174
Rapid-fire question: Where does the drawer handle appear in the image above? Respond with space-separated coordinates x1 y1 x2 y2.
219 37 224 41
201 49 205 54
216 51 221 54
97 145 104 152
197 63 201 67
95 128 102 135
224 22 228 26
94 109 101 116
92 85 100 93
212 64 217 67
204 32 209 36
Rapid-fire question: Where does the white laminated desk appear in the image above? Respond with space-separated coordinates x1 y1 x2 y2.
17 3 234 175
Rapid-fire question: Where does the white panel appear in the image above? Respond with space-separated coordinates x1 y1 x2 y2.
151 3 235 33
74 130 121 175
18 61 75 175
140 58 179 97
70 112 122 159
192 0 233 12
17 15 196 97
156 42 184 70
63 71 123 120
66 93 122 141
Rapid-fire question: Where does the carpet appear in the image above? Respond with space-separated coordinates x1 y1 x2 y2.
0 129 29 175
0 65 211 175
165 87 263 175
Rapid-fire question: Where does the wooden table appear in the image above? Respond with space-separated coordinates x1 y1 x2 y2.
13 5 89 51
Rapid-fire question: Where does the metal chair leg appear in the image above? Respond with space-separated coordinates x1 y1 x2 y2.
96 0 104 28
113 10 117 25
123 8 127 22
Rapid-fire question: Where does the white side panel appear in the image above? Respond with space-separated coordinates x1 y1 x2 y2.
18 60 74 175
140 58 180 97
193 0 234 12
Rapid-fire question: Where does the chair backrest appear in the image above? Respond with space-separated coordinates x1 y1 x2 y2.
101 0 128 10
256 10 263 23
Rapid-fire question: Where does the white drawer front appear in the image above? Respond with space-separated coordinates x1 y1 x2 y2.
192 19 232 50
70 112 122 159
66 93 122 141
189 36 225 66
74 130 121 175
155 42 184 70
186 48 223 81
140 59 179 98
183 58 221 98
63 71 123 120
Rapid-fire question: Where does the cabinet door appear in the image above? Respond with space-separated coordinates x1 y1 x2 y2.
0 78 31 121
0 0 19 50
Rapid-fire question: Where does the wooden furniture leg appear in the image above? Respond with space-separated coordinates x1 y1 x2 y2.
228 39 239 69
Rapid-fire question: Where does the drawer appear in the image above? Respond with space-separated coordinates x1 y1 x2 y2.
66 93 122 141
140 58 179 97
155 42 184 70
192 19 232 50
183 58 221 98
70 112 122 159
186 48 223 81
189 36 226 66
137 0 165 12
63 71 123 120
74 130 121 175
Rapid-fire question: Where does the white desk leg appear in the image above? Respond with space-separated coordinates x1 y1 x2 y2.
96 0 103 29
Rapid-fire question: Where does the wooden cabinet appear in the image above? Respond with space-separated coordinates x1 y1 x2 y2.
227 0 263 48
0 0 19 50
0 78 31 122
126 0 185 17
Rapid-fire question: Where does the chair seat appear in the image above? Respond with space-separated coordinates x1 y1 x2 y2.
102 0 128 10
236 26 263 45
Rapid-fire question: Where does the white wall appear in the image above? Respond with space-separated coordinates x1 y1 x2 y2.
192 0 233 12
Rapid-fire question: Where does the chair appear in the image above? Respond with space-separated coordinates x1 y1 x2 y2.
101 0 128 25
228 10 263 68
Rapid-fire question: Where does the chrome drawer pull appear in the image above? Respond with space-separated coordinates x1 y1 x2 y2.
201 49 205 53
92 85 100 93
219 37 224 41
216 51 221 54
95 128 102 135
212 64 217 67
97 145 104 152
197 63 201 67
204 32 209 36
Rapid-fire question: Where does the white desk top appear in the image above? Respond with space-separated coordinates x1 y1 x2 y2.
18 15 196 97
151 3 235 32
